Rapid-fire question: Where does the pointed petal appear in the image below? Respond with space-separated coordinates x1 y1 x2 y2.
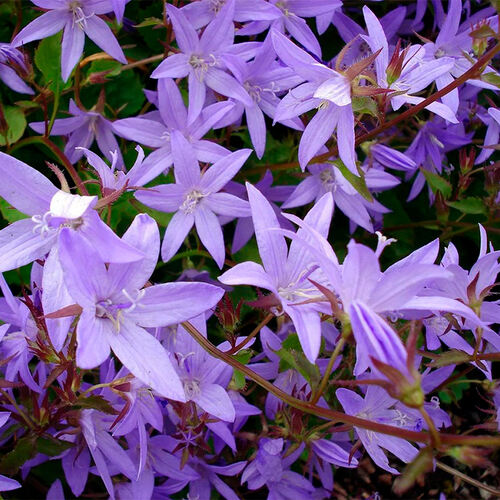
298 105 337 169
134 183 184 212
200 0 235 53
76 312 112 369
194 204 225 268
112 118 167 147
218 261 276 291
247 183 288 282
193 383 235 421
166 4 199 53
204 67 252 106
336 104 357 174
204 192 250 217
107 214 160 292
246 104 266 158
161 210 195 262
128 281 223 327
150 53 190 79
61 23 85 81
84 15 126 63
12 11 67 46
106 319 185 400
200 148 251 192
0 152 57 215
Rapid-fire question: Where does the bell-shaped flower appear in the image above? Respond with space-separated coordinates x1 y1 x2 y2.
113 78 234 180
30 99 124 165
135 132 251 268
57 213 224 399
12 0 126 82
0 43 33 94
151 1 253 124
219 184 334 362
0 152 143 273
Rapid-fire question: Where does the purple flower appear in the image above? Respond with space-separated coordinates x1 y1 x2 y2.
0 152 143 273
0 43 33 94
151 1 253 125
219 185 333 362
283 160 398 232
337 386 419 473
113 78 233 180
180 0 282 30
12 0 126 82
271 30 357 172
362 6 458 124
135 131 251 268
57 213 224 398
30 99 123 165
241 438 320 499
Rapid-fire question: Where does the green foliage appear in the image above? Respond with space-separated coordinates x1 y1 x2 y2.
0 105 26 146
276 334 321 389
0 198 26 223
421 169 452 198
34 33 68 92
447 197 487 215
333 159 373 202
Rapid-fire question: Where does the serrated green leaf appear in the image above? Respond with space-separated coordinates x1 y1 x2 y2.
0 105 26 146
421 169 452 198
333 159 373 202
0 198 27 223
0 435 37 474
34 33 66 91
36 437 73 457
74 395 118 415
447 197 487 215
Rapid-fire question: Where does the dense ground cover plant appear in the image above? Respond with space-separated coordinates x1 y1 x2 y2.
0 0 499 498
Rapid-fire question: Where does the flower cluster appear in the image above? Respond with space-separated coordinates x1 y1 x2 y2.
0 0 499 498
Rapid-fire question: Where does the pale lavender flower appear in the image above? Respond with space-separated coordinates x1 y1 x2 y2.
337 386 419 474
219 185 334 362
135 132 251 268
57 213 224 398
0 412 21 492
0 152 143 273
113 78 233 179
271 30 358 172
151 1 253 125
12 0 125 82
180 0 281 30
475 107 500 164
362 6 458 124
30 99 123 165
238 0 341 57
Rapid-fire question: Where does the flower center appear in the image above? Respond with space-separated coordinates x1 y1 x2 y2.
180 189 206 214
95 289 145 331
31 212 84 237
183 379 201 399
69 1 93 30
319 168 337 191
189 54 217 80
244 81 280 103
276 1 292 17
209 0 226 13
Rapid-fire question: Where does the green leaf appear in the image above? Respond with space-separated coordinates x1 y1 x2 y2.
446 197 487 215
73 395 118 415
233 349 253 365
87 59 122 80
231 370 247 390
275 334 321 389
0 435 37 474
0 106 26 146
134 17 164 28
351 96 378 117
333 159 373 202
0 198 27 223
34 33 65 91
106 70 146 117
36 437 73 457
481 72 500 88
421 169 452 199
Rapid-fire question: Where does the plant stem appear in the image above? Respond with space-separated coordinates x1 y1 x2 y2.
181 320 500 448
436 460 500 497
224 312 273 355
310 337 345 405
